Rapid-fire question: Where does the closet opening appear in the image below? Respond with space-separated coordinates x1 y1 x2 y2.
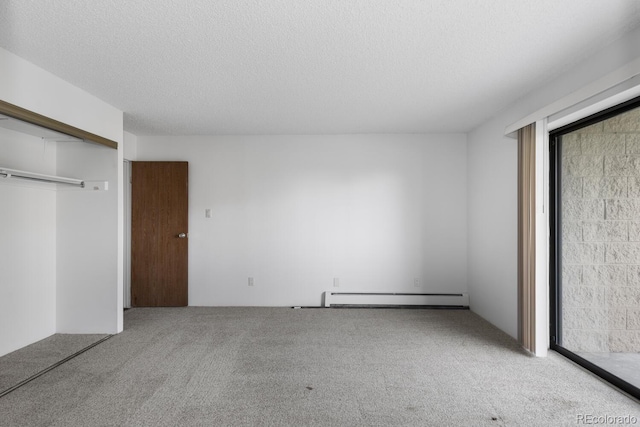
0 99 120 360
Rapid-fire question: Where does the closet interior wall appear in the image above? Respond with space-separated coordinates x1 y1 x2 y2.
0 126 57 356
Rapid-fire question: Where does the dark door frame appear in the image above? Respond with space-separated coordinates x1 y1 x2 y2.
549 96 640 400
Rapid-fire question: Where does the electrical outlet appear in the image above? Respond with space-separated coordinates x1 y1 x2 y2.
414 278 421 288
333 277 339 288
248 277 254 287
205 208 211 218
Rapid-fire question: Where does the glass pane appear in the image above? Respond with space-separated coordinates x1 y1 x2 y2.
559 105 640 389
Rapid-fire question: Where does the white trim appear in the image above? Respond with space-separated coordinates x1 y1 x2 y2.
534 119 549 357
123 160 132 309
505 57 640 137
323 292 469 308
548 74 640 132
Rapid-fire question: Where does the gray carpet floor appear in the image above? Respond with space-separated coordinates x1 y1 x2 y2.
0 333 108 393
0 307 638 426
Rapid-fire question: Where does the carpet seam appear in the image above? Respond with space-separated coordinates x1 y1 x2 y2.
0 334 113 399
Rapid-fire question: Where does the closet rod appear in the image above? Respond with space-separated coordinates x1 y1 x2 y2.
0 167 84 187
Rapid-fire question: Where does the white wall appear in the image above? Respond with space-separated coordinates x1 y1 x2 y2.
467 26 640 340
0 128 57 356
0 47 124 353
123 131 138 161
467 116 519 338
0 48 122 144
137 134 467 306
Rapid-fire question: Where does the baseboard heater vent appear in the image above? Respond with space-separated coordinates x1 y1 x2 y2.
324 291 469 308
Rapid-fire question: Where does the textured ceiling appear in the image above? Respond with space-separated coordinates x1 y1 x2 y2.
1 1 640 136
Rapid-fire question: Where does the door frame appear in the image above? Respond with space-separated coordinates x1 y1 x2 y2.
549 95 640 400
123 160 132 309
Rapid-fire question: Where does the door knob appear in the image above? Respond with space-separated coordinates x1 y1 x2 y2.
178 233 187 238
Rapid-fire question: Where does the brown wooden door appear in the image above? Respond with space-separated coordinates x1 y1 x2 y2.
131 161 188 306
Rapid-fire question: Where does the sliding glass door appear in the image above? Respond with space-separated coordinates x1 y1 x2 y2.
551 98 640 399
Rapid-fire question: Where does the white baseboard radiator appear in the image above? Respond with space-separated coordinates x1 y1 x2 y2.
323 291 469 308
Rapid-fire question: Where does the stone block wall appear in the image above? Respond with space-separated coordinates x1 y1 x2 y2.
561 106 640 352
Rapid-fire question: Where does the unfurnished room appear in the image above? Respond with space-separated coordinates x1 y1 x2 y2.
1 1 640 426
